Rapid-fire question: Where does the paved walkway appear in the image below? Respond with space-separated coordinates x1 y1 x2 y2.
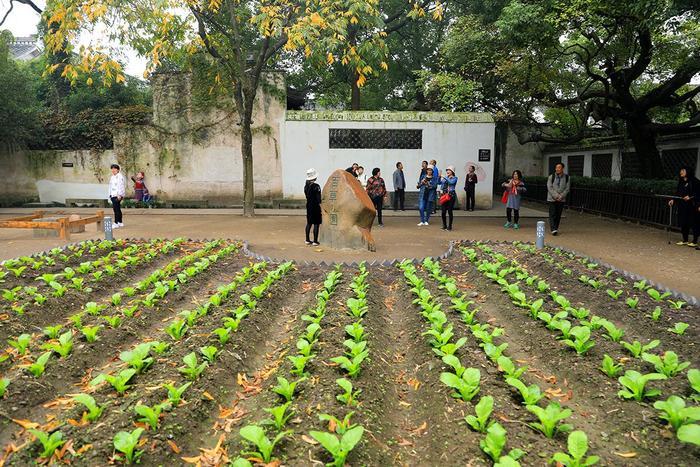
1 203 697 298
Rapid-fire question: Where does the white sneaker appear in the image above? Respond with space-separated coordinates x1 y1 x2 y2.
112 224 120 229
417 222 424 226
117 223 124 227
425 221 430 226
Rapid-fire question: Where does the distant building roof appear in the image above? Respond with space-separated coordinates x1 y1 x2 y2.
10 35 42 61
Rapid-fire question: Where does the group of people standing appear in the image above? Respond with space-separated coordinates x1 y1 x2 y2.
107 164 153 230
303 161 481 244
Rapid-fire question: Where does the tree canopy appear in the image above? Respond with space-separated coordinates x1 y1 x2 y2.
423 0 700 178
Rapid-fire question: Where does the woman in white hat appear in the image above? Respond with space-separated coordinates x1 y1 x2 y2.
439 166 458 230
304 168 322 246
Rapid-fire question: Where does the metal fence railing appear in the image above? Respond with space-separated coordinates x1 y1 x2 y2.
523 183 679 230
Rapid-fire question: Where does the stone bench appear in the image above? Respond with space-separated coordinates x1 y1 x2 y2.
66 198 109 208
165 199 209 208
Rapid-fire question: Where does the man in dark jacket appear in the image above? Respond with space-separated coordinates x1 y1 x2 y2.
546 162 570 236
392 162 406 211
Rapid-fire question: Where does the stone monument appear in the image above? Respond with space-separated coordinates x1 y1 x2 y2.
319 169 376 251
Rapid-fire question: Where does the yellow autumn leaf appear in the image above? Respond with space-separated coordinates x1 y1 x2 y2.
326 53 334 64
350 16 358 24
380 61 388 71
310 12 323 25
86 77 93 86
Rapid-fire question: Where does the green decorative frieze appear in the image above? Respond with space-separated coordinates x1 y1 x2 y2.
285 110 494 123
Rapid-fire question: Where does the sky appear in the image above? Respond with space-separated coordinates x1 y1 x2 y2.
1 0 148 77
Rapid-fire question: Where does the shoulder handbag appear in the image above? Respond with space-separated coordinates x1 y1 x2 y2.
501 190 509 204
439 192 452 206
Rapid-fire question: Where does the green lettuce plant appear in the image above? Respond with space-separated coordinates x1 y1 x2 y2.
331 352 369 378
134 403 164 430
164 382 191 406
319 412 356 435
263 402 294 430
551 430 600 466
113 428 144 464
91 369 137 395
668 322 689 335
600 355 623 378
8 333 32 355
336 378 361 406
309 426 364 467
179 352 208 380
506 378 544 406
653 396 700 430
465 395 494 433
73 394 103 422
561 326 595 355
440 368 480 402
240 425 291 463
617 370 667 401
120 343 154 373
621 339 660 358
43 331 73 358
641 351 690 377
527 402 573 438
27 351 52 377
28 429 65 459
273 376 305 402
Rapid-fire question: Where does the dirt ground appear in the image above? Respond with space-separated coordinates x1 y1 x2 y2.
1 203 698 298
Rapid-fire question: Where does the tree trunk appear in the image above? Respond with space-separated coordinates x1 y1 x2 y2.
241 115 255 216
627 121 664 179
351 75 360 110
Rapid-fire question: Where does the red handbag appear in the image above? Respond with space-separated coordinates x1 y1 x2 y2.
501 191 509 204
439 193 452 205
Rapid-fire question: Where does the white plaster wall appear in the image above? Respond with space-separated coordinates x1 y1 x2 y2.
281 118 495 208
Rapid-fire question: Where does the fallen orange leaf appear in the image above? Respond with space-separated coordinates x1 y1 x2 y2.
12 419 39 430
202 391 215 401
301 434 318 445
167 440 181 454
615 452 637 458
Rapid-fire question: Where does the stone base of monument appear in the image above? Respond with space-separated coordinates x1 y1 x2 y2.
319 169 377 251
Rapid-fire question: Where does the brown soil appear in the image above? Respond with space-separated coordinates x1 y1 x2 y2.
0 241 697 466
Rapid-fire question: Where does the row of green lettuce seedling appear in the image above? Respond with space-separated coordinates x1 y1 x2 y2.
104 261 288 464
398 259 532 466
306 263 369 467
463 244 700 447
1 238 173 315
4 239 223 362
0 239 125 282
421 257 601 466
516 242 689 325
0 241 236 400
228 265 357 467
470 243 694 383
13 260 281 464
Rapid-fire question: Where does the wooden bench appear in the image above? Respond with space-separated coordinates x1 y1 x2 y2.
0 210 104 241
66 198 109 207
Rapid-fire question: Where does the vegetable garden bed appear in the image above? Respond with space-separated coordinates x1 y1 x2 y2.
0 239 698 466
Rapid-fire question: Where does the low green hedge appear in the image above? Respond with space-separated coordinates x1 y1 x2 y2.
504 176 677 195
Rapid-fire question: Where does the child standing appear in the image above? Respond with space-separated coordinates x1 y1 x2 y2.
502 170 526 229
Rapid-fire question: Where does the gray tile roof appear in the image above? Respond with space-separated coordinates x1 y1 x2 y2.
9 36 42 61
